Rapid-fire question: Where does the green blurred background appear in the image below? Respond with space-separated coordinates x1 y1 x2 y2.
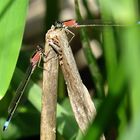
0 0 140 139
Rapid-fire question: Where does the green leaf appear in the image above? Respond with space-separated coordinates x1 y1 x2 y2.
0 0 28 100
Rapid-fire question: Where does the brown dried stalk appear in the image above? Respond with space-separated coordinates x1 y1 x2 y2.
40 39 58 140
45 26 105 140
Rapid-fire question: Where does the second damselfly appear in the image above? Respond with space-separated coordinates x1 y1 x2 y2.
3 45 47 131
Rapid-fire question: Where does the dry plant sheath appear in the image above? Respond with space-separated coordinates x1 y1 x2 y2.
45 26 106 139
40 41 58 140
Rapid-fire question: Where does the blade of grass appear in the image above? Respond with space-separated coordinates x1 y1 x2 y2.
118 24 140 140
74 0 105 98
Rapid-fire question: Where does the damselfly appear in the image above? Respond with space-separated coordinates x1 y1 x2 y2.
54 19 140 42
3 45 46 131
55 19 140 28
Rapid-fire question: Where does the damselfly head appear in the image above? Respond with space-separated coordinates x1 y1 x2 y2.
36 45 44 52
54 21 63 28
55 19 78 28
